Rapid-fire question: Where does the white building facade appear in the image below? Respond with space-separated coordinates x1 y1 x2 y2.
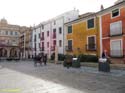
32 9 79 58
32 25 41 57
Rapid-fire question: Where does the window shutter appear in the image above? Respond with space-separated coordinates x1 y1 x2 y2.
111 40 122 57
110 21 122 36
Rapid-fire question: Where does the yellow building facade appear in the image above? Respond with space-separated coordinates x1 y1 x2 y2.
65 13 100 56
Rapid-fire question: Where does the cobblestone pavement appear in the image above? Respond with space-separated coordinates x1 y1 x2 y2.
0 61 125 93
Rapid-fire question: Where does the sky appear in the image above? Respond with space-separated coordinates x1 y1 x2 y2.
0 0 117 26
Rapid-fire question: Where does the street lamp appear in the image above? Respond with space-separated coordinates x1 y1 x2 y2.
23 33 26 59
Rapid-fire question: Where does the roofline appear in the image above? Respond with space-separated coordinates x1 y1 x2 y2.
64 13 96 25
96 1 125 15
65 1 125 25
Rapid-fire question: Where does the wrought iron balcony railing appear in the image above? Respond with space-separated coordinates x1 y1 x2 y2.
41 37 44 40
65 46 73 52
51 46 55 51
40 47 44 51
86 44 96 51
53 34 56 39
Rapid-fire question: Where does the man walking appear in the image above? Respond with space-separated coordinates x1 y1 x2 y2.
43 54 47 65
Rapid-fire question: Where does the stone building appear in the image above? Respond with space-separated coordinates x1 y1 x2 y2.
0 18 32 59
19 26 32 59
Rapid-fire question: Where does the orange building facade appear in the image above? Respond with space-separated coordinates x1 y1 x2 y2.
100 1 125 63
65 13 100 56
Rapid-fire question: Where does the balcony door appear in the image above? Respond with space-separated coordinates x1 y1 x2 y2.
110 39 123 57
68 40 72 50
87 36 96 50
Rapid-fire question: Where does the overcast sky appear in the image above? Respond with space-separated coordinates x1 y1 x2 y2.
0 0 116 26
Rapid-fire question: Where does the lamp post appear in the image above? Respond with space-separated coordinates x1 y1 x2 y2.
23 33 26 59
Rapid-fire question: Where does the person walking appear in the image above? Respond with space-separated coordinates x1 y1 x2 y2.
43 54 47 65
102 51 106 58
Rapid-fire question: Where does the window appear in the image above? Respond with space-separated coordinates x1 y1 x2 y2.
59 40 62 47
53 29 56 38
39 43 41 48
34 35 36 42
42 42 44 47
53 40 56 46
112 9 119 18
68 40 72 50
6 31 8 35
47 31 49 37
87 18 94 29
34 43 36 51
110 21 122 36
59 27 62 34
53 28 56 32
47 42 49 48
87 36 96 50
41 42 44 51
41 32 44 40
39 33 40 39
68 26 72 34
10 31 13 35
15 32 17 35
110 40 123 57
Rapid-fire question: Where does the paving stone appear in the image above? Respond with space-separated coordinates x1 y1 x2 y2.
0 61 125 93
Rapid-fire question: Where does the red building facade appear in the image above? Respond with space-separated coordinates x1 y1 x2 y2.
101 1 125 63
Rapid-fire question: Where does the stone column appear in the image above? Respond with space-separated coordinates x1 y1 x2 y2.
20 52 22 59
17 49 20 58
7 49 10 58
55 46 58 64
25 51 27 59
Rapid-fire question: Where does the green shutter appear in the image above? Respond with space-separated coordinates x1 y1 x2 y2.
68 26 72 33
87 18 94 29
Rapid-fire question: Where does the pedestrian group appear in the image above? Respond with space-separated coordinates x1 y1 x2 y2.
34 53 47 67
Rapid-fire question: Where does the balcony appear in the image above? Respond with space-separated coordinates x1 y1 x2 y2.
86 44 96 51
40 47 44 51
65 46 73 52
53 34 56 39
41 37 44 40
51 46 55 51
110 50 124 58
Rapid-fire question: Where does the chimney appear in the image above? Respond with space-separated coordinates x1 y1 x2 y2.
100 4 104 10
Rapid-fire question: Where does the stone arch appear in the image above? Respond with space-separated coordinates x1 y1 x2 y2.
10 48 19 57
0 48 7 57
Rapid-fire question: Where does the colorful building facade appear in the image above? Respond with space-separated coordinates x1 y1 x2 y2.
65 13 100 56
32 9 79 59
0 18 20 58
0 18 31 59
99 1 125 63
19 27 32 59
